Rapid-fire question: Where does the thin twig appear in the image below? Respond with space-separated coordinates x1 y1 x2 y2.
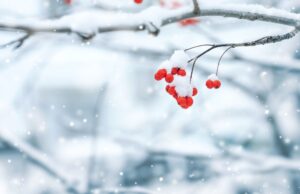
187 28 299 81
189 46 217 82
216 46 233 75
192 0 200 14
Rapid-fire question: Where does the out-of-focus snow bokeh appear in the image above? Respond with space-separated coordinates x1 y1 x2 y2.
0 0 299 194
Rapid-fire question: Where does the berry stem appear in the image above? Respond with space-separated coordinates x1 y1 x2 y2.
216 46 233 76
184 44 215 52
189 46 219 83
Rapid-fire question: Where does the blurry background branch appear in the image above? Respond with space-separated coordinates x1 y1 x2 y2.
0 130 81 194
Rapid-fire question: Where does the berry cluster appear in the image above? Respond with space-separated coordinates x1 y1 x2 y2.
205 74 222 89
154 50 198 109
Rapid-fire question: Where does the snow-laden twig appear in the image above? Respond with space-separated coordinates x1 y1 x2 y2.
0 3 299 44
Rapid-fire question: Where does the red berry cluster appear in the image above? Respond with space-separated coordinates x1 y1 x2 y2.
164 84 198 109
205 74 222 89
154 51 198 109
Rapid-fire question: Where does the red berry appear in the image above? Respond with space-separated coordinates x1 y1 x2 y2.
177 97 187 106
177 69 186 76
158 69 167 77
154 69 167 81
171 68 178 75
168 86 176 96
206 80 214 89
186 97 193 107
134 0 143 4
154 73 161 81
192 88 198 96
213 80 221 89
165 74 174 83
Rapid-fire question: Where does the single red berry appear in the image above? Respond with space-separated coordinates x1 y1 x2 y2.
177 97 187 106
165 74 174 83
168 86 176 96
186 97 193 107
192 88 198 96
154 73 162 81
213 80 221 89
157 69 167 78
206 80 214 89
134 0 143 4
177 69 186 76
171 67 179 75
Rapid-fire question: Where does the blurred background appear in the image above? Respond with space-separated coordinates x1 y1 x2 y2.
0 0 299 194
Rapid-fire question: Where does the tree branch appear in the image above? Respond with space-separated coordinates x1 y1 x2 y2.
192 0 200 14
186 27 299 80
0 4 298 42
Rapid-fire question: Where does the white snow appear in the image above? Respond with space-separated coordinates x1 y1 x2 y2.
169 50 190 68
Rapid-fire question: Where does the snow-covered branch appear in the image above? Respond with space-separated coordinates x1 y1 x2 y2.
0 3 299 45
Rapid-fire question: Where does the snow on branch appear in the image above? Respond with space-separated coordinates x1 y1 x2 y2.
0 3 299 46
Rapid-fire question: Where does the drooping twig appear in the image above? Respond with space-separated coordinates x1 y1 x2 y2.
216 46 233 75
